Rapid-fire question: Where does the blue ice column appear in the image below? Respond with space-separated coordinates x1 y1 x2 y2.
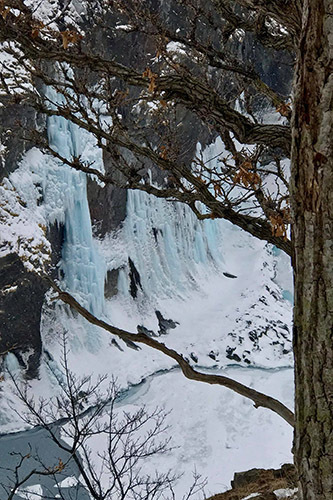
119 188 224 299
46 91 105 318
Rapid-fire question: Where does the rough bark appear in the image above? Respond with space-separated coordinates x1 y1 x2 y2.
291 1 333 498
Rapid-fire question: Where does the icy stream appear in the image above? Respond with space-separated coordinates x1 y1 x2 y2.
0 365 293 499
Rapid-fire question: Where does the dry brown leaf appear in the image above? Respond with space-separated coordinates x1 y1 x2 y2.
276 102 291 117
0 6 10 19
213 182 222 196
61 31 69 49
196 176 206 185
60 30 82 50
31 20 45 38
233 164 261 188
241 160 252 170
143 68 158 93
142 68 152 78
270 214 288 239
160 145 168 159
31 28 40 38
54 458 65 473
148 75 157 93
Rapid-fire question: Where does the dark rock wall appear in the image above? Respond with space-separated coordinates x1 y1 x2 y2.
85 4 213 298
0 99 36 181
240 35 293 96
0 95 64 376
87 170 127 237
0 226 64 376
86 17 212 239
0 254 47 378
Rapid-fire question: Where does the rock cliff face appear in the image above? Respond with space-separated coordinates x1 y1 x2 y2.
0 99 36 181
0 61 70 372
0 1 292 377
0 254 46 378
0 92 64 375
240 35 293 96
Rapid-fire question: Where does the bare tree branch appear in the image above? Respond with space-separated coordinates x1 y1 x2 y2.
0 7 291 154
45 278 294 427
232 0 302 40
5 338 202 500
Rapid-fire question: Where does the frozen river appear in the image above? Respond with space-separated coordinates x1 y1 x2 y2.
0 365 294 499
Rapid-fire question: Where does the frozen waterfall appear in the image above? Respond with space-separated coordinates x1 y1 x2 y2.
46 106 105 317
115 188 225 300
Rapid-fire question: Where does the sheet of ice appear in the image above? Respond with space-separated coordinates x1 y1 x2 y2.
124 367 294 497
0 364 293 499
43 86 106 317
106 187 224 302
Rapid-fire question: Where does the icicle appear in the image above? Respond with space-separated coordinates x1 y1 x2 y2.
116 183 225 301
42 85 106 318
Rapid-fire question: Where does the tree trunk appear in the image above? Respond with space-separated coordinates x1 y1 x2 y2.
291 1 333 499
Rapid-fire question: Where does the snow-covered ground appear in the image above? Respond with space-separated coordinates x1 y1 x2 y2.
0 363 293 498
0 218 294 496
97 366 293 497
0 96 294 498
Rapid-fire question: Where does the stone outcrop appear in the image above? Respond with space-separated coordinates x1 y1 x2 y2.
0 254 47 378
231 464 297 489
0 94 47 376
207 464 297 500
0 98 37 181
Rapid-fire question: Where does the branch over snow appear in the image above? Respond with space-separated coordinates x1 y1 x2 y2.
26 103 292 257
47 279 295 427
